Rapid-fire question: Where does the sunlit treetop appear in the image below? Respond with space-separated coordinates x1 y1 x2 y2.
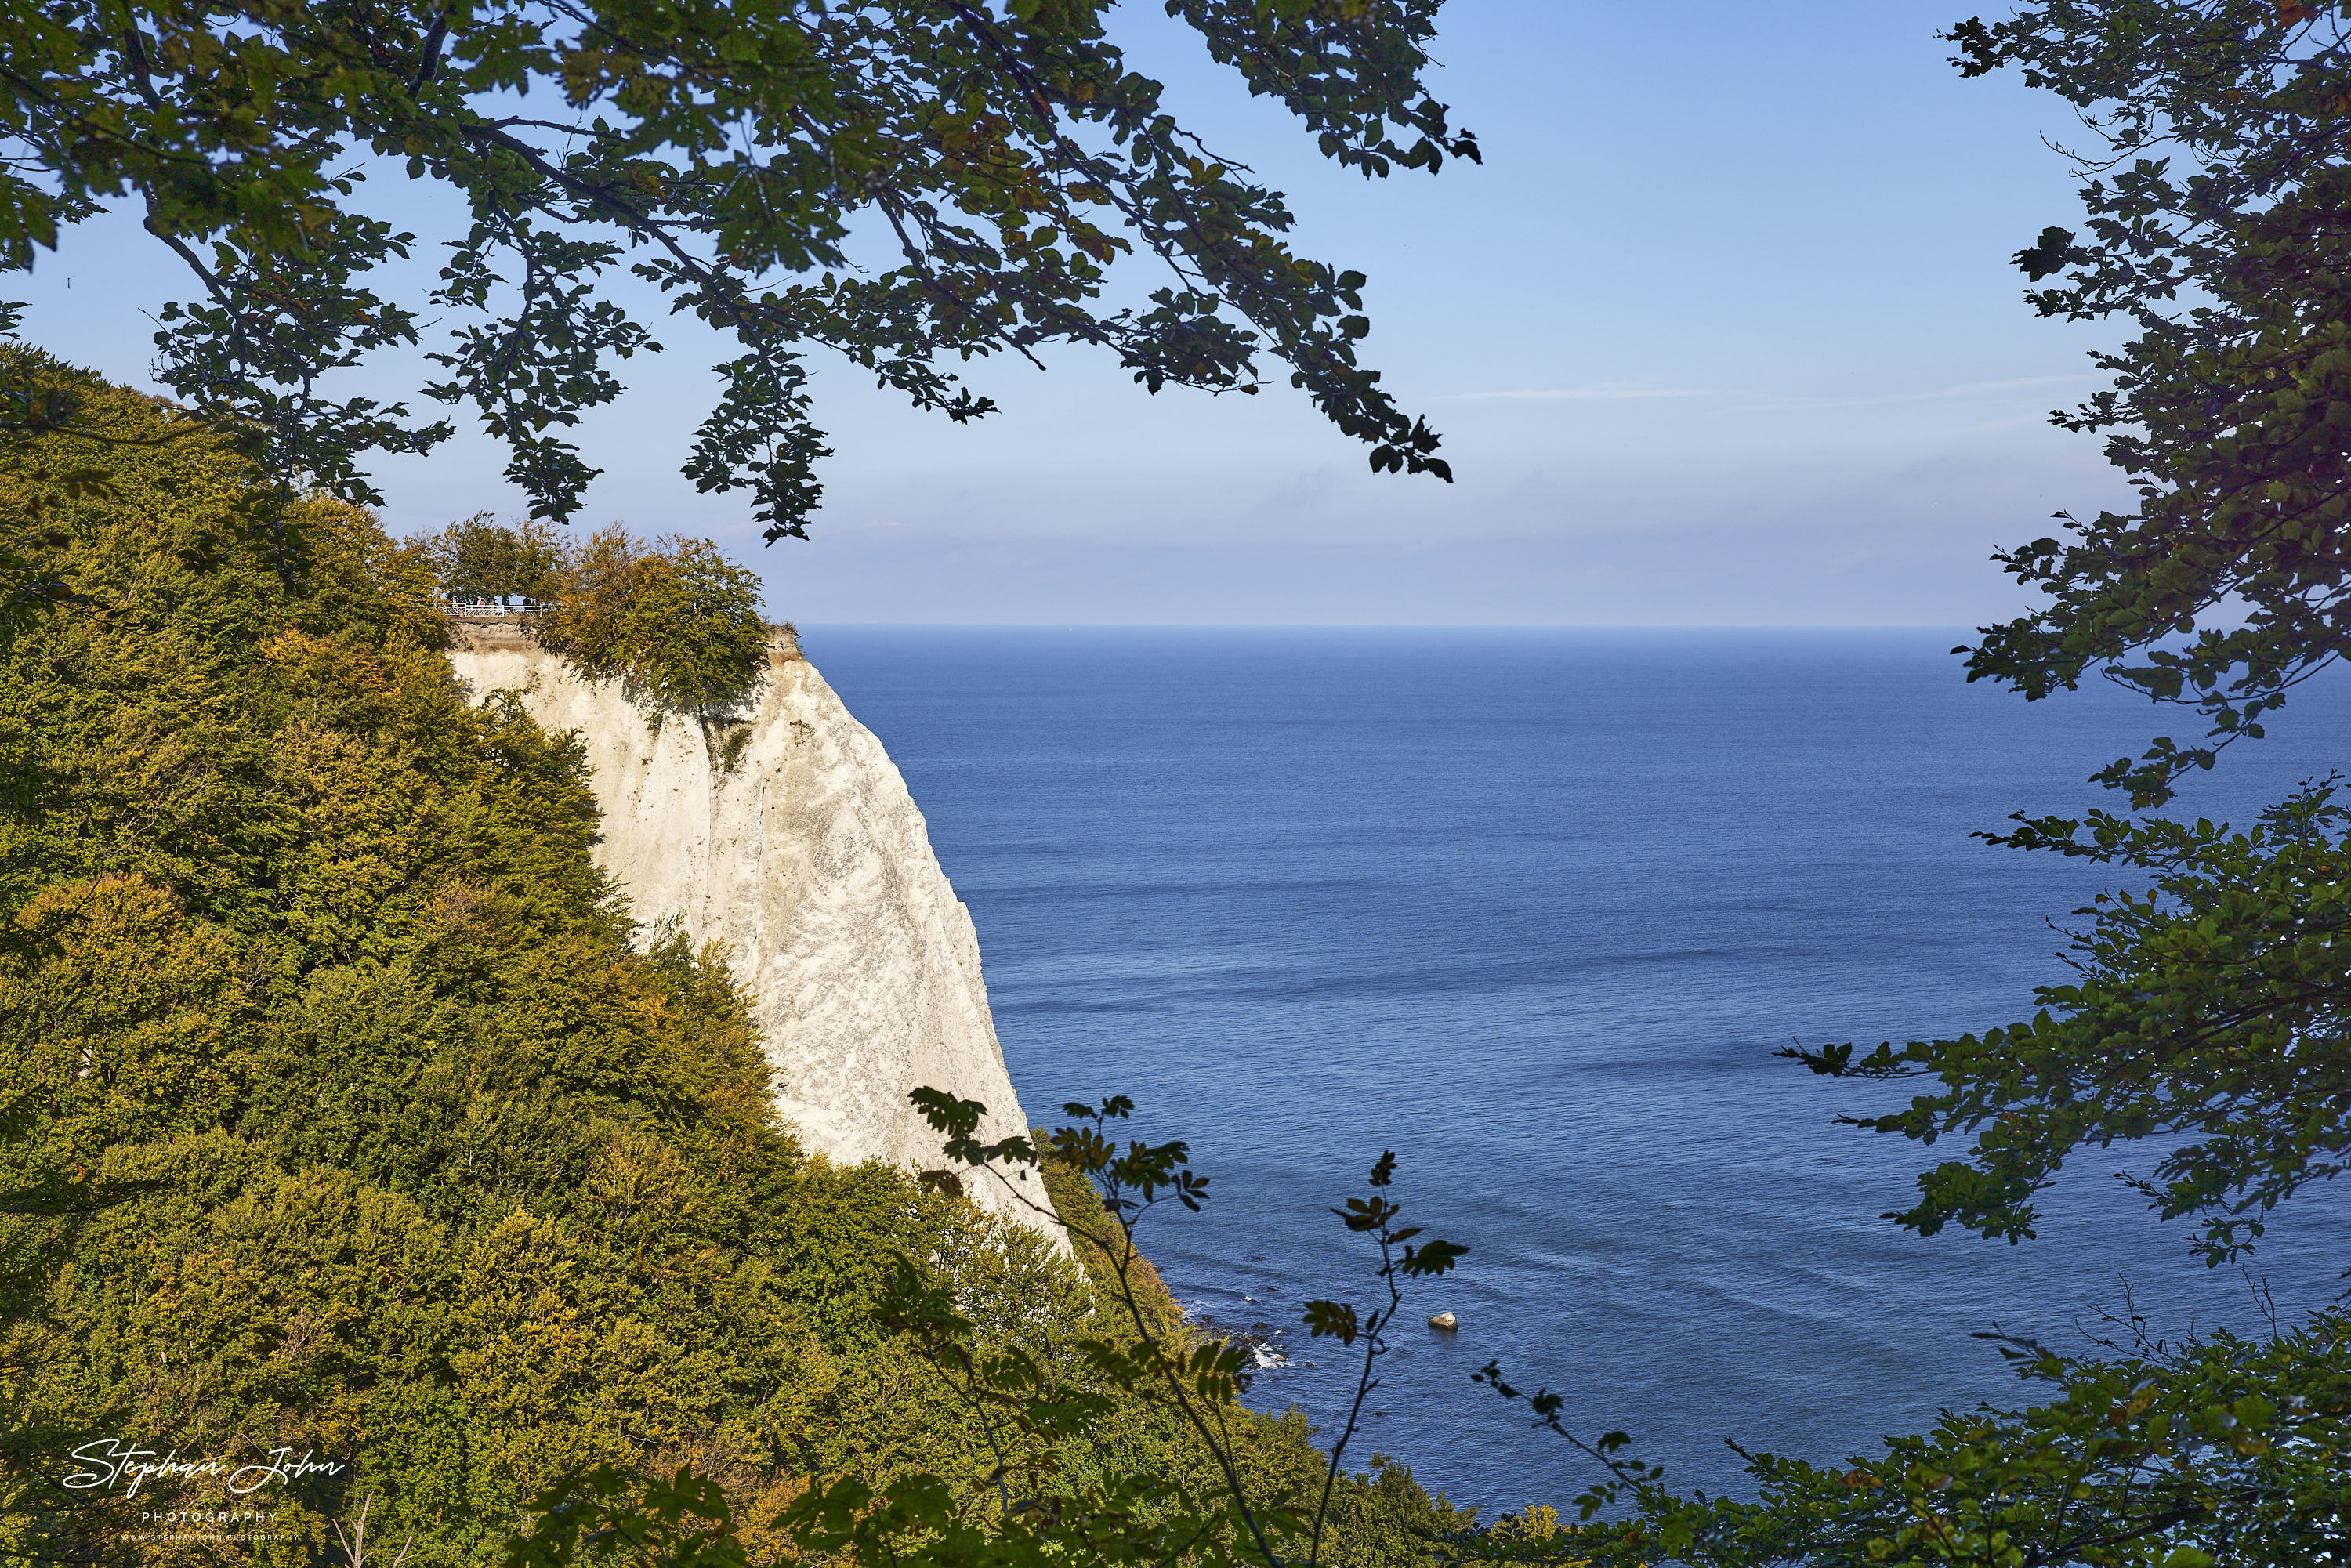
0 0 1476 538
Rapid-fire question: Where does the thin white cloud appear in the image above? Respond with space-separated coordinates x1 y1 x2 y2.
1437 385 1712 402
1439 375 2093 407
1741 374 2099 412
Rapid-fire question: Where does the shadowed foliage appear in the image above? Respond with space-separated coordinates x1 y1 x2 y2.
0 0 1473 534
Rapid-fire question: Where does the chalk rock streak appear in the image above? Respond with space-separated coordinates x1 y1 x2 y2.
447 620 1061 1245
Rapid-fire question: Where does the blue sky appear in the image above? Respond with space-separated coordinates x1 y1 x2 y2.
12 1 2132 626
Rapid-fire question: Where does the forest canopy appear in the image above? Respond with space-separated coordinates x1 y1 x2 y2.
0 347 1476 1566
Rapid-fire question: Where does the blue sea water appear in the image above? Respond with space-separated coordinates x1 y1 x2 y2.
802 626 2351 1516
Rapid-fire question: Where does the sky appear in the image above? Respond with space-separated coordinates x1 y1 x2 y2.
9 1 2136 626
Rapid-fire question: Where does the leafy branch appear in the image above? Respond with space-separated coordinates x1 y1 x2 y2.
0 1 1476 530
511 1087 1473 1568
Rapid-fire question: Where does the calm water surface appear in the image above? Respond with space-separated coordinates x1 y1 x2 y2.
803 627 2351 1514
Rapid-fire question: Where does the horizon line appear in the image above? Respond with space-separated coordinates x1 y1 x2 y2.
784 620 1989 632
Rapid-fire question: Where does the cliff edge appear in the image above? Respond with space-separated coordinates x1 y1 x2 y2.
446 619 1060 1243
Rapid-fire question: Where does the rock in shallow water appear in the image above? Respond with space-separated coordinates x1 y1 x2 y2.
1428 1311 1458 1331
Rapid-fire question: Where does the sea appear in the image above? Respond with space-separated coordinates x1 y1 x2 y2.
802 626 2351 1516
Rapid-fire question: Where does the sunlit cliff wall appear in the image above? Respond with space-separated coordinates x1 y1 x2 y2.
446 619 1060 1244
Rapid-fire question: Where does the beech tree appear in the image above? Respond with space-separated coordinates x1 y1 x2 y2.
419 510 563 600
1784 0 2351 1272
533 525 773 713
1464 8 2351 1564
0 0 1472 539
1947 0 2351 811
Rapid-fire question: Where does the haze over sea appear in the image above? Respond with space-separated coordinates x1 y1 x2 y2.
810 626 2351 1516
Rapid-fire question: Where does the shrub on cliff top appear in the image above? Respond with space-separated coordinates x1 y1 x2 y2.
532 527 770 717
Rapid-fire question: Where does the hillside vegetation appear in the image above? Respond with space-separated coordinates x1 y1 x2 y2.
0 351 1469 1566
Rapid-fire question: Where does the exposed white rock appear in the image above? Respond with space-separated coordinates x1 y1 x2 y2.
445 621 1060 1244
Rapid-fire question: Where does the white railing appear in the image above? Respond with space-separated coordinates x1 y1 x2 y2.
433 596 550 618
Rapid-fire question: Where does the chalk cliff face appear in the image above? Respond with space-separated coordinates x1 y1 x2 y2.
446 621 1059 1242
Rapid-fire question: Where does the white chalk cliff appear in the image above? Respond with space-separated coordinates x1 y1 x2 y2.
446 621 1059 1242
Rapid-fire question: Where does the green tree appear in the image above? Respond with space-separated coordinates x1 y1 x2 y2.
532 527 772 716
1945 0 2351 811
0 348 1474 1567
1434 7 2351 1565
1776 0 2351 1275
0 0 1471 535
1462 1312 2351 1568
420 512 564 603
506 1095 1474 1568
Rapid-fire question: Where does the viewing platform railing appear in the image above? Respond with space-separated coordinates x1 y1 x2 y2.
433 596 551 621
